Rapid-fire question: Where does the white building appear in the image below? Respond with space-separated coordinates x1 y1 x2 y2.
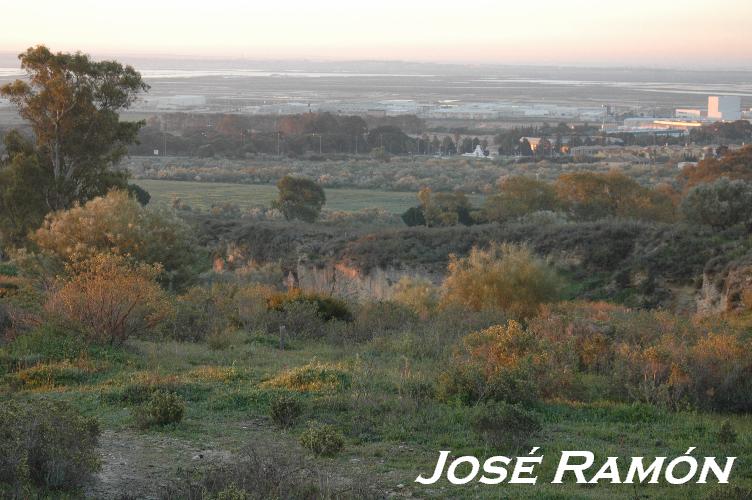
708 96 741 121
462 145 489 158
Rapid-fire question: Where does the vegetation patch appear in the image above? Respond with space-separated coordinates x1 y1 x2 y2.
263 361 351 393
299 422 345 457
0 398 100 495
269 393 304 428
133 390 186 429
8 358 106 390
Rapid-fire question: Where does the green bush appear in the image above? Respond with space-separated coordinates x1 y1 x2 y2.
265 301 325 340
268 290 352 322
7 324 88 364
163 284 238 342
134 390 186 428
269 393 303 428
0 398 100 493
471 402 542 451
299 422 345 457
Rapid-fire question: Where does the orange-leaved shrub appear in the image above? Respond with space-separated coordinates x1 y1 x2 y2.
45 253 169 345
440 302 752 411
32 190 202 290
438 320 547 405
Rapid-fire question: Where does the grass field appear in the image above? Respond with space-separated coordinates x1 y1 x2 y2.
136 179 431 214
3 329 750 499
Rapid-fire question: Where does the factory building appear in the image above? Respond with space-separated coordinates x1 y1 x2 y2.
708 96 741 121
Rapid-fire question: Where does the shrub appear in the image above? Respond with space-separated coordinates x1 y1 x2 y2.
400 379 436 401
347 300 416 341
0 399 100 493
31 190 204 291
527 302 752 411
207 329 238 350
392 277 438 319
265 301 325 340
235 284 275 333
299 423 345 457
471 402 542 451
7 323 90 364
267 290 351 322
441 243 563 319
437 321 544 405
269 394 303 428
133 390 186 428
45 253 170 345
163 284 238 342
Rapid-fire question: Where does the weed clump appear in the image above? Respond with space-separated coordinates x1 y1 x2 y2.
299 422 345 457
269 393 303 428
134 390 186 428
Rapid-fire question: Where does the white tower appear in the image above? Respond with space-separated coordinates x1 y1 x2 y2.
708 96 741 121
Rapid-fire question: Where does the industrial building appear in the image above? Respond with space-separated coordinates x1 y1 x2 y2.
707 95 741 121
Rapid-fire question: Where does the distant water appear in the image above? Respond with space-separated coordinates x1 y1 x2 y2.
0 68 23 77
2 65 750 99
0 67 433 79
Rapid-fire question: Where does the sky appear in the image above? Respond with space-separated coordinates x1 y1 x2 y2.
2 0 752 68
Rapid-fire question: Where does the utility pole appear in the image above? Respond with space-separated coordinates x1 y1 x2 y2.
277 132 281 156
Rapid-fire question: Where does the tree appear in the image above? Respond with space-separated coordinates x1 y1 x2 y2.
416 187 474 227
680 178 752 229
401 206 425 227
0 132 48 245
555 171 675 222
0 45 148 213
366 126 413 154
483 176 559 223
273 176 326 222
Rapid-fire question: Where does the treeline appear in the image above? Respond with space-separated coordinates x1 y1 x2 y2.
130 112 432 158
401 145 752 230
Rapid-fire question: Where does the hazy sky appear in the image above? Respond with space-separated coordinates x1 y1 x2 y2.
2 0 752 68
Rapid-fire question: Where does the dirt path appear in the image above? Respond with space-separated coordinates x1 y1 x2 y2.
85 430 232 499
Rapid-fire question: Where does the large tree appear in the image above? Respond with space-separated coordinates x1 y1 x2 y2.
273 176 326 223
0 45 148 215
